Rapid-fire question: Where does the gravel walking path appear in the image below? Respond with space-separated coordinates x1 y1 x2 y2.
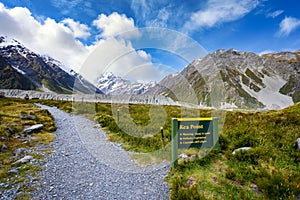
32 104 170 199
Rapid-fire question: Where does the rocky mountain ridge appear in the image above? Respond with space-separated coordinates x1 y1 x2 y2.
148 49 299 109
0 36 102 94
1 36 299 109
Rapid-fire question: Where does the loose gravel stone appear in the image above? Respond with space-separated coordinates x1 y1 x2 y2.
29 104 170 199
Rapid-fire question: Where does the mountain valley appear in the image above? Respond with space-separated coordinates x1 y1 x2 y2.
1 36 299 109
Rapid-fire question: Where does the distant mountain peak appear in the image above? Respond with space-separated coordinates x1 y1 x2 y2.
262 50 300 63
0 36 35 59
101 71 125 81
96 72 155 95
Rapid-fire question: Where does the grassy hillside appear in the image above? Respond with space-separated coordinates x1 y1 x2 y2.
167 103 300 200
0 97 56 199
35 99 300 199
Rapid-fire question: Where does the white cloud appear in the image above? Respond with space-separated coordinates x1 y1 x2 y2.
51 0 84 15
137 50 151 61
123 64 162 83
81 12 163 82
131 0 150 20
183 0 259 32
0 3 206 83
93 12 140 39
0 2 89 70
0 3 158 82
277 16 300 37
79 38 157 83
145 8 170 27
130 0 171 28
267 10 284 18
51 0 82 8
61 18 90 39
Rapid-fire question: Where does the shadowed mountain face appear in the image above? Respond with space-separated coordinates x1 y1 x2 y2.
148 49 300 109
0 56 36 90
0 36 102 94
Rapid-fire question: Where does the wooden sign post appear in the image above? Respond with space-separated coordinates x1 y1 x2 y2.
171 117 219 169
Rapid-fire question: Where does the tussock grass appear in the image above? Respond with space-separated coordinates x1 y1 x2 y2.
167 103 300 199
35 99 300 199
0 97 56 198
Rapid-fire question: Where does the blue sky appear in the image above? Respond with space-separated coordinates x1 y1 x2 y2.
0 0 300 82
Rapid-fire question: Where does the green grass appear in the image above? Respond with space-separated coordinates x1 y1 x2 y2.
167 103 300 200
279 75 296 95
241 74 250 86
279 74 300 103
245 68 264 87
41 79 73 94
32 99 300 199
249 82 261 92
0 97 56 198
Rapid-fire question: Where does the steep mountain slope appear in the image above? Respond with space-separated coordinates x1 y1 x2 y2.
148 49 299 109
0 56 36 90
0 36 102 94
262 50 300 103
96 72 155 95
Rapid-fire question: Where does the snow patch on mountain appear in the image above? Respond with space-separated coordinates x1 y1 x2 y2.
41 55 77 76
0 36 20 47
0 36 33 58
241 75 293 110
11 66 26 75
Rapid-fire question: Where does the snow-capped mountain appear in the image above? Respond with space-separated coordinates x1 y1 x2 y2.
0 36 102 94
96 72 156 95
148 49 300 109
1 35 299 109
41 55 77 76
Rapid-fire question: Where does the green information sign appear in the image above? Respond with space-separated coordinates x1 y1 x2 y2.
178 118 213 148
171 117 219 169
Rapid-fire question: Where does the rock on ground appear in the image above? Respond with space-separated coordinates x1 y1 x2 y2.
232 147 252 155
13 156 33 165
23 124 44 134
